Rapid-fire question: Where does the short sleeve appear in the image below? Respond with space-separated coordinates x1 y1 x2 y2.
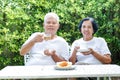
98 38 111 55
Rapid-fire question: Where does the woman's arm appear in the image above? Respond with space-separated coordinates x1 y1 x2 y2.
69 46 80 64
91 49 112 64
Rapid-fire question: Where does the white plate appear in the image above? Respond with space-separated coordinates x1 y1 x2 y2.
55 62 75 70
54 66 76 70
77 48 90 52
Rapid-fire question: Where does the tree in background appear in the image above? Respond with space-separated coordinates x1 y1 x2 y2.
0 0 120 69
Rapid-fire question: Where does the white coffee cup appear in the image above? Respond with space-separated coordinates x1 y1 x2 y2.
44 33 51 41
77 43 90 52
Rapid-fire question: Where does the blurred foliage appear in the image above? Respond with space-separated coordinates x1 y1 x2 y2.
0 0 120 69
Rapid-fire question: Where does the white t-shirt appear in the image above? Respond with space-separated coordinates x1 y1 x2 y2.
70 37 111 64
23 32 70 66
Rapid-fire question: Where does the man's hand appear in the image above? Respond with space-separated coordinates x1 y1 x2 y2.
33 34 44 42
44 49 56 56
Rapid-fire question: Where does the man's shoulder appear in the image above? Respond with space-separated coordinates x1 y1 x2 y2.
57 36 66 40
56 36 68 43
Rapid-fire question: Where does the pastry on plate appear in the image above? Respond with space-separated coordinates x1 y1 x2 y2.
56 61 72 68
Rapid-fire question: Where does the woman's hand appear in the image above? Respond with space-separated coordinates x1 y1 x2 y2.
81 48 93 55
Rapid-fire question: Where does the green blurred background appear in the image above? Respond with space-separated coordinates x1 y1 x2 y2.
0 0 120 69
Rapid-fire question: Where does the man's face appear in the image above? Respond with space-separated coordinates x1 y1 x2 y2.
43 17 59 35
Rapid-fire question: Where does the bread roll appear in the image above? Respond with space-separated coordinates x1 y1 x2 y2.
57 61 72 68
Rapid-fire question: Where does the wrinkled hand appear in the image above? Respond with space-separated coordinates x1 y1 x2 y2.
33 34 44 42
44 49 56 56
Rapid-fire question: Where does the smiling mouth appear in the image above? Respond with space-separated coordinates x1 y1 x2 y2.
84 32 89 35
48 28 54 30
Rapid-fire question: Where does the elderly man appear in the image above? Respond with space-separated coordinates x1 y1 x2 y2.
20 12 70 66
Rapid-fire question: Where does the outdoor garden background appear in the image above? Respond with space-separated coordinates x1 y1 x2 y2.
0 0 120 69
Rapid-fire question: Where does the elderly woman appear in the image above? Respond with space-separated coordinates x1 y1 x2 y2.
20 12 69 66
69 17 112 80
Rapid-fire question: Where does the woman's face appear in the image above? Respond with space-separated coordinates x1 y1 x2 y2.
81 20 94 40
43 17 59 35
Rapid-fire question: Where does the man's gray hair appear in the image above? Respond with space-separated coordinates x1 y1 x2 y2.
44 12 59 23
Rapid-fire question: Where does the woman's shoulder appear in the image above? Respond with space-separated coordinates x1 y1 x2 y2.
72 38 83 44
94 37 106 42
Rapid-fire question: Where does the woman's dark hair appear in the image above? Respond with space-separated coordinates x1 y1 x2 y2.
78 17 98 34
